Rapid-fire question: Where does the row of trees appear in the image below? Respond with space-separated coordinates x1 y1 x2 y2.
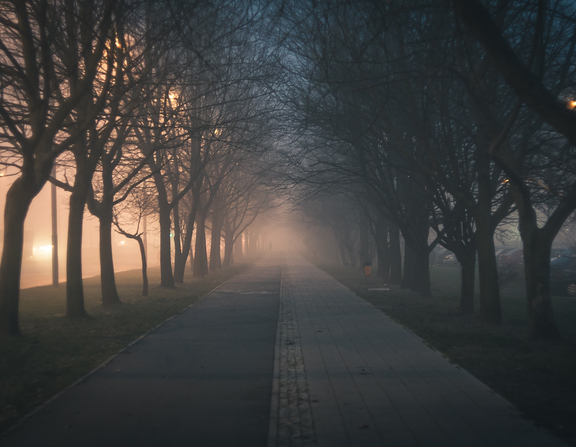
276 0 576 339
2 0 575 342
0 0 280 336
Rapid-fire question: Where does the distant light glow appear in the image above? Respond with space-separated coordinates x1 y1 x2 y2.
34 245 53 257
568 100 576 110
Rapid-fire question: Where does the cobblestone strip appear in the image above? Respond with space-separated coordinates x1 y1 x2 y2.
275 265 317 447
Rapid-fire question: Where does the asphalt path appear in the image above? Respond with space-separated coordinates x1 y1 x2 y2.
2 260 281 447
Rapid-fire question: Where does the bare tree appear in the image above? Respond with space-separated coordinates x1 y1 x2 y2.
0 0 117 335
113 181 157 296
455 0 576 338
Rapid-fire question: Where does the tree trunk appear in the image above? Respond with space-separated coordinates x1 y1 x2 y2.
223 231 235 267
136 235 148 296
374 217 390 281
414 248 432 296
475 213 501 323
402 243 415 289
174 196 199 284
334 232 349 266
459 249 476 314
0 179 37 336
173 226 191 284
401 238 431 296
389 223 402 284
248 230 258 254
375 239 390 281
235 234 243 259
158 202 175 288
359 208 371 266
193 209 209 278
522 239 558 338
244 232 250 255
172 201 182 280
66 185 90 318
345 237 356 268
99 204 121 306
222 216 234 267
150 157 176 289
210 211 223 271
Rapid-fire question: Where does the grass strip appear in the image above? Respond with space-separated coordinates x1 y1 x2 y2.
0 261 252 433
317 263 576 447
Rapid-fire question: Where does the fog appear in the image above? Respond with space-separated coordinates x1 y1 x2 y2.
0 174 154 289
0 176 308 290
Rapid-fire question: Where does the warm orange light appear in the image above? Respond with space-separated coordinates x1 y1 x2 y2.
115 38 121 48
568 100 576 110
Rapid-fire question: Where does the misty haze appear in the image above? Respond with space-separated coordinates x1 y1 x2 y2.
1 1 576 446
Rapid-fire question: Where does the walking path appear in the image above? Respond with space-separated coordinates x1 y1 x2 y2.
270 256 566 447
1 254 566 446
2 261 281 447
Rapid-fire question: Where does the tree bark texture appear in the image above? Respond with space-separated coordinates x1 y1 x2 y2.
459 250 476 314
510 181 561 338
150 158 176 289
345 238 356 268
98 206 121 306
137 235 149 296
193 208 209 278
475 214 501 324
66 186 90 319
174 194 199 284
223 231 235 267
235 234 243 258
401 227 431 296
401 244 416 289
374 216 390 281
0 179 37 335
98 159 121 305
402 244 431 297
523 237 558 338
209 210 223 271
158 202 175 288
359 208 371 266
244 233 250 255
172 199 183 281
334 230 350 267
249 230 258 254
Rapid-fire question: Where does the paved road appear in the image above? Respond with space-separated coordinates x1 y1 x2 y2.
2 259 281 447
2 254 567 446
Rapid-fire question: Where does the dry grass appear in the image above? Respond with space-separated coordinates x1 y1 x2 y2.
318 263 576 447
0 261 252 433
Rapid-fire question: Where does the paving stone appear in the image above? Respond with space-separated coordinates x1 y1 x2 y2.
275 255 567 447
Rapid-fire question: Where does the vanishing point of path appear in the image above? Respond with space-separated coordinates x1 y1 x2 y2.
1 255 566 446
